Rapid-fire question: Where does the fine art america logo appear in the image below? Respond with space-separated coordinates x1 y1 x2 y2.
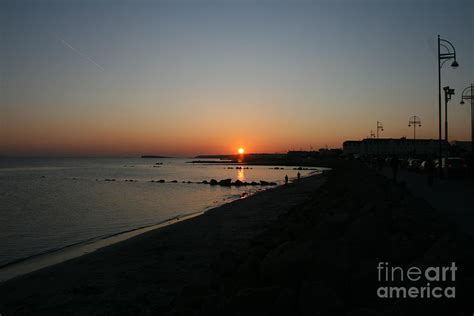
377 262 457 299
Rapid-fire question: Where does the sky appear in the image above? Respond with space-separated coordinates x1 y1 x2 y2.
0 0 473 157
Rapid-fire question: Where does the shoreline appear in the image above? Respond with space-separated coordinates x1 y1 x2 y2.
0 211 204 283
0 173 326 314
0 173 317 284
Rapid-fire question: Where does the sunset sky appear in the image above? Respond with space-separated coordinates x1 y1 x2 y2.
1 0 472 157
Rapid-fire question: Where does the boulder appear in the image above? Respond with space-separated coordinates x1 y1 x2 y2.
218 179 232 186
209 179 218 185
260 241 313 285
298 281 344 316
229 287 281 314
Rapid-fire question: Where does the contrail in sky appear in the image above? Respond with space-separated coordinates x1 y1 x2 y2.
56 34 104 71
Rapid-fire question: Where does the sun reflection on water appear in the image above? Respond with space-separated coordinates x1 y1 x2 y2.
237 168 245 182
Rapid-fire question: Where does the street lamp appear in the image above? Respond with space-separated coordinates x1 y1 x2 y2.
437 35 459 175
460 84 474 157
376 121 384 139
409 116 422 156
408 115 422 140
443 86 455 143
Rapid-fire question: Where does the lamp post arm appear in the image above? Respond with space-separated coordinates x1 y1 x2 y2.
461 85 473 98
440 38 457 56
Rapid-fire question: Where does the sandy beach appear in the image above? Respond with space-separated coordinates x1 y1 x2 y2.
0 171 326 315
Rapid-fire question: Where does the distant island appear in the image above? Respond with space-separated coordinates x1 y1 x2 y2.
141 155 172 158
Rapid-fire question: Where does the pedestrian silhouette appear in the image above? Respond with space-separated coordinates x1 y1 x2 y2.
285 175 289 185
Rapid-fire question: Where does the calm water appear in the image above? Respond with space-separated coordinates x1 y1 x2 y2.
0 157 318 266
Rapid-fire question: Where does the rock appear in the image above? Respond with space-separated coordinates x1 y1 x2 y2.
158 179 165 183
260 180 270 185
209 179 218 185
218 179 232 186
171 180 178 183
171 285 215 314
229 287 281 314
234 180 244 186
211 249 239 276
260 241 313 285
298 281 344 316
326 213 350 226
274 288 297 315
202 180 209 184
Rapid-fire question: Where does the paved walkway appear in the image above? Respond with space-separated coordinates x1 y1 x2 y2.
381 167 474 237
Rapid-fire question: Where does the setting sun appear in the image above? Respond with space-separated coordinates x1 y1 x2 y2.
238 148 245 154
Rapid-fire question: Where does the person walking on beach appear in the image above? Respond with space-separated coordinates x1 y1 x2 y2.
285 175 289 185
390 155 399 182
297 172 301 181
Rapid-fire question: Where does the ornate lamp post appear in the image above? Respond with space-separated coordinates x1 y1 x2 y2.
408 115 422 140
376 121 384 139
460 84 474 157
437 35 459 174
408 116 422 156
443 86 455 143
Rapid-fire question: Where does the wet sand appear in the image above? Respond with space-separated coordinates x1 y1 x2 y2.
0 173 325 314
0 211 204 283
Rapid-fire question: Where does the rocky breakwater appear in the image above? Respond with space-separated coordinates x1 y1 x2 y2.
149 178 277 186
207 179 277 187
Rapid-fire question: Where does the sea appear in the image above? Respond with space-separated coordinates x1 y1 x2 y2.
0 157 319 268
